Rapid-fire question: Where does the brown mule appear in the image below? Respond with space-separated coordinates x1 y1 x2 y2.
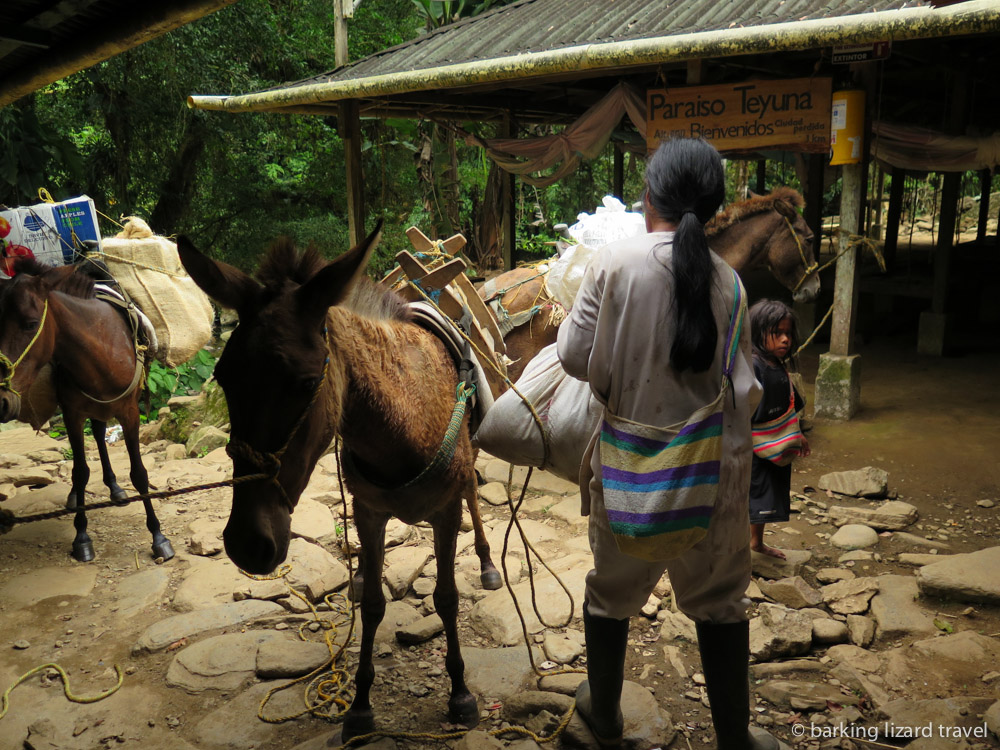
178 224 498 740
0 259 171 563
482 188 818 383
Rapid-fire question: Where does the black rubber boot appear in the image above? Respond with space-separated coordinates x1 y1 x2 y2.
695 620 788 750
575 603 630 747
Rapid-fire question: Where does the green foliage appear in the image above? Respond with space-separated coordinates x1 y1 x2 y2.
145 349 218 416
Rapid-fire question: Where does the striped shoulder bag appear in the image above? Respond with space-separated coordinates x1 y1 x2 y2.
751 371 805 466
599 269 746 562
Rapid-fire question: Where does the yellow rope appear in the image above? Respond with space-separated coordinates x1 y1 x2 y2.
0 300 48 395
1 663 124 720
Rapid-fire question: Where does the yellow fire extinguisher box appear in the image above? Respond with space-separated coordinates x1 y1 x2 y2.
830 90 865 165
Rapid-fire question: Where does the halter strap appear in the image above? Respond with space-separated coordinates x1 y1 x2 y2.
0 299 49 396
783 216 819 294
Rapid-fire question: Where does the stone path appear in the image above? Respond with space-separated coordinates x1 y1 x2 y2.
0 423 999 750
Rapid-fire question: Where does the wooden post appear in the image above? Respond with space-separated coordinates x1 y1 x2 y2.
977 169 991 243
884 169 906 270
335 0 364 246
829 162 864 356
804 154 824 250
501 112 515 270
612 144 624 202
755 160 767 195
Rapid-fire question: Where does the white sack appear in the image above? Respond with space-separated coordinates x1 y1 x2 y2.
474 343 602 484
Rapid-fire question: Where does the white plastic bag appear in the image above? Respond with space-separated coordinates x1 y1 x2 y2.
474 344 603 484
545 242 597 310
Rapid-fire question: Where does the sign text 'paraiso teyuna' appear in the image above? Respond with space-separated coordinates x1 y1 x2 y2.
646 78 832 153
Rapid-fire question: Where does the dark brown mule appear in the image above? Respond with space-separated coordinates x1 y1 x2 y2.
0 259 172 563
177 225 497 740
484 187 818 382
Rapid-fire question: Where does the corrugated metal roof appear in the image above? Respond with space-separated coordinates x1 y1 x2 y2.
306 0 926 87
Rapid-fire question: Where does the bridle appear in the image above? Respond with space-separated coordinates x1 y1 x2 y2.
0 299 49 395
224 332 331 512
780 216 819 294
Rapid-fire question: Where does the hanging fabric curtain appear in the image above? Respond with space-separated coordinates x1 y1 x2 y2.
465 82 647 188
872 121 1000 172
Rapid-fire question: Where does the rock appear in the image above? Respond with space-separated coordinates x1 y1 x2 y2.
562 681 674 749
290 498 339 543
758 576 822 609
0 565 97 608
374 600 422 644
478 482 508 506
1 483 69 516
749 604 813 662
846 615 875 647
133 600 284 652
285 538 349 601
164 444 187 461
166 631 277 693
812 619 849 645
0 466 56 487
916 546 1000 604
462 645 541 701
750 659 827 679
455 730 506 750
818 467 889 498
820 577 880 615
758 680 859 710
891 531 951 551
193 682 305 749
469 555 588 645
978 499 996 509
986 699 1000 738
503 689 574 723
909 630 1000 666
751 549 811 579
185 425 229 457
542 632 583 664
837 550 874 564
829 524 879 550
815 568 855 585
395 613 444 645
869 575 937 639
826 644 881 673
828 501 918 530
659 610 698 643
13 639 30 649
256 637 333 678
383 545 433 600
114 567 170 619
898 552 952 566
537 672 588 695
173 559 247 611
877 697 995 739
187 517 225 557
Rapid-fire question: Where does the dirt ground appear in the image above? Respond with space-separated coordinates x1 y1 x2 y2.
1 229 1000 749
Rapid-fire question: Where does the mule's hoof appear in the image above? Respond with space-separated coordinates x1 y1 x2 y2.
341 708 375 742
481 569 503 591
110 489 128 505
152 538 175 561
72 539 96 563
448 692 479 728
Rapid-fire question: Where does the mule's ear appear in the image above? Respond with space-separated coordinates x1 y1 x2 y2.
296 220 383 320
177 235 261 313
773 199 800 219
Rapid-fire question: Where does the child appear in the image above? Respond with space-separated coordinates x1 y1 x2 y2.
748 299 810 560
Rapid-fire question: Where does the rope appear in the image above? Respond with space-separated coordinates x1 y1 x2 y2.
1 663 124 720
0 300 49 396
400 382 475 488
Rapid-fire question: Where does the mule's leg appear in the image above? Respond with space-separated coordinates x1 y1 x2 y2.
464 473 501 590
121 404 173 561
91 420 127 502
432 501 479 727
342 509 389 742
65 414 94 562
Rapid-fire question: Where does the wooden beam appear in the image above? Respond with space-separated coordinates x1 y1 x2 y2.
612 144 624 201
977 169 991 243
804 154 824 252
755 160 767 195
0 26 52 49
884 169 906 270
0 0 240 108
501 112 515 271
340 99 365 247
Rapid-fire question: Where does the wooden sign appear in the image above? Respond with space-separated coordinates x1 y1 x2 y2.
646 78 832 153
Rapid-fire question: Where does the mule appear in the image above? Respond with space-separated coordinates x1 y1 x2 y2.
177 224 498 740
484 187 819 382
0 259 173 563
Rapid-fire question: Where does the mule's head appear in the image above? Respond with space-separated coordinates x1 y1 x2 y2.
766 190 819 303
178 225 381 574
0 261 70 422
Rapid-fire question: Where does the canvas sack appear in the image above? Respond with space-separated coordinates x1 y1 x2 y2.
600 270 745 562
474 343 601 483
98 218 213 367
